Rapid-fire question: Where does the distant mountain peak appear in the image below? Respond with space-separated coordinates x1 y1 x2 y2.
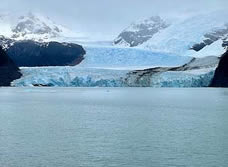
0 12 79 42
12 13 64 40
114 16 169 47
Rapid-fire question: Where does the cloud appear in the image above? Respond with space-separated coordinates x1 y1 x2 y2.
1 0 228 40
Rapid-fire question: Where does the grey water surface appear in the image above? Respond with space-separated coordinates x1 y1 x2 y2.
0 88 228 167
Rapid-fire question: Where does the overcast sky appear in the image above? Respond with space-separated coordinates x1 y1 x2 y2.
1 0 228 40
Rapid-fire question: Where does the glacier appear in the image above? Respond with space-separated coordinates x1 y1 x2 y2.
12 67 128 87
78 46 191 69
11 45 217 87
12 66 215 87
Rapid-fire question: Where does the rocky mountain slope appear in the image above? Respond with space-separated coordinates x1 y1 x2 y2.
0 46 21 86
114 16 169 47
0 36 86 67
210 50 228 87
125 56 219 87
191 24 228 52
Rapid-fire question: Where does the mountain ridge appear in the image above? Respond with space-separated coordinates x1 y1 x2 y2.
114 16 169 47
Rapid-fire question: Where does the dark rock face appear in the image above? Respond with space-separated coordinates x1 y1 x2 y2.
7 41 85 67
0 46 22 86
0 36 86 67
114 16 169 47
210 50 228 87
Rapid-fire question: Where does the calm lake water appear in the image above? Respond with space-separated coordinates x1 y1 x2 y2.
0 88 228 167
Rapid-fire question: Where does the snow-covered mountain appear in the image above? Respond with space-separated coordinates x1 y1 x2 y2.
0 12 79 41
140 11 228 57
2 11 227 87
114 16 169 47
114 11 228 58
